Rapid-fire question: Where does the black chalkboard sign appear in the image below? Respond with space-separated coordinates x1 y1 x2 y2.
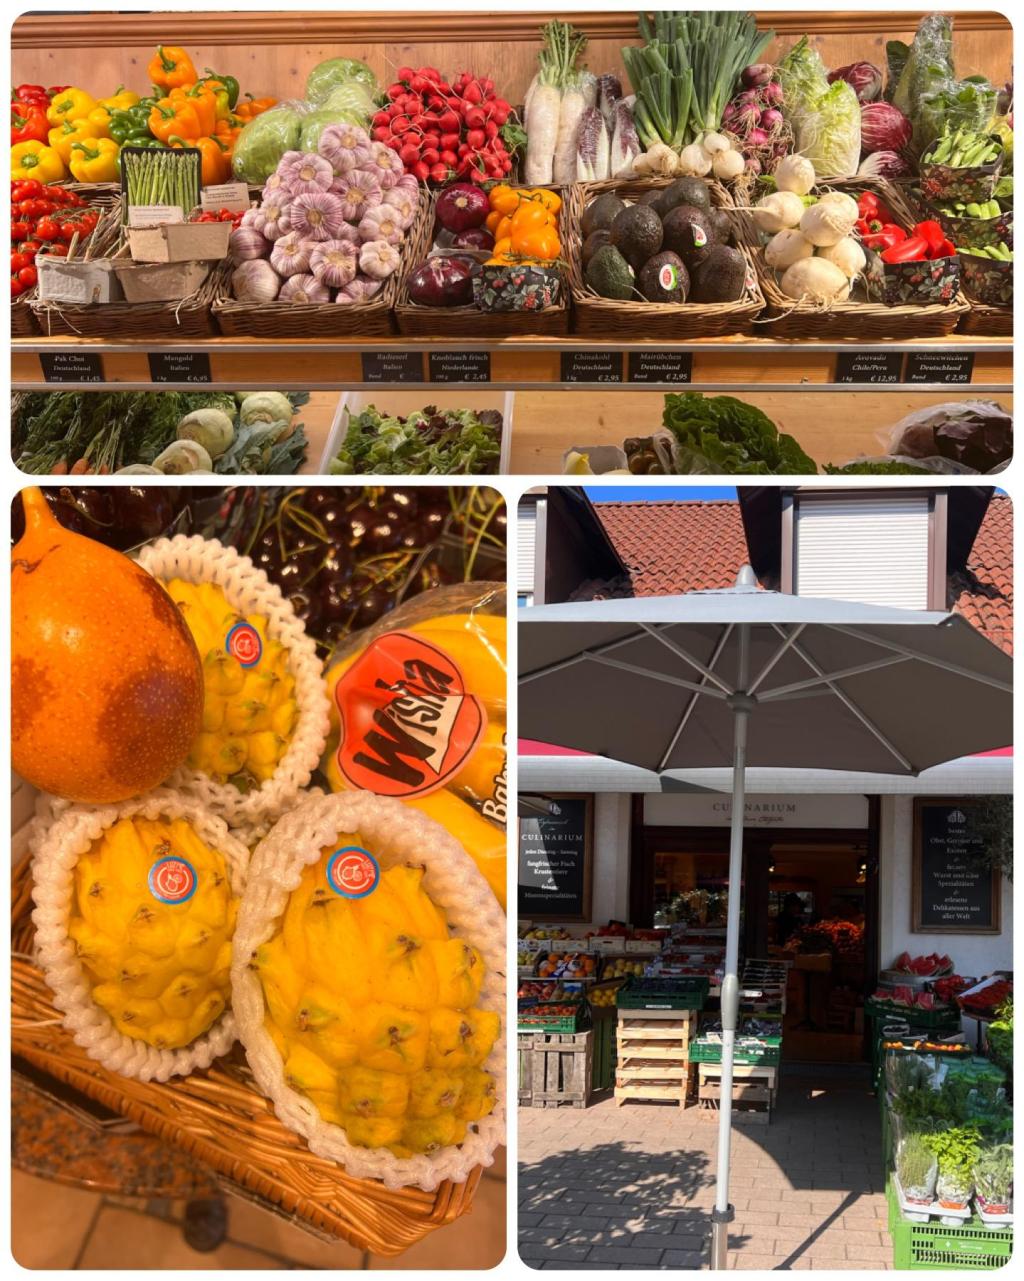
39 352 104 383
561 351 623 383
148 351 212 383
361 351 423 383
518 794 593 921
428 350 491 382
904 351 975 385
628 350 693 383
834 351 904 384
913 799 1001 934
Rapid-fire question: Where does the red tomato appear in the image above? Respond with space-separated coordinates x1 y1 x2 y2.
17 265 37 288
43 242 68 257
11 179 43 200
21 239 41 255
34 217 60 241
10 220 31 241
11 274 24 297
10 251 30 272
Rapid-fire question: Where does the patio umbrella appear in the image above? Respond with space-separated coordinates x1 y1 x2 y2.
518 567 1012 1269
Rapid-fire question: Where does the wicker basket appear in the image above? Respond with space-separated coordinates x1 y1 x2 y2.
213 193 432 338
744 179 969 340
11 855 484 1256
958 300 1012 336
566 177 764 339
394 187 571 337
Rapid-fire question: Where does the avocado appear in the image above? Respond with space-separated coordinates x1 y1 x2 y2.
653 177 712 218
610 203 664 272
637 251 689 303
705 207 734 247
585 244 636 300
582 193 627 238
662 204 718 268
690 244 747 303
639 190 663 207
582 229 612 266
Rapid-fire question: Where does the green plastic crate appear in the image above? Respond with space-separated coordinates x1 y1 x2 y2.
867 1004 962 1087
616 975 709 1011
886 1181 1012 1269
517 1001 588 1034
590 1008 617 1089
689 1037 781 1066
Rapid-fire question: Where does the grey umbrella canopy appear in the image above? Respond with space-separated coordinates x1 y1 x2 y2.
518 569 1012 1269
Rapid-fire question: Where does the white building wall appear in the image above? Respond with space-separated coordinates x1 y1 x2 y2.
878 795 1013 975
589 792 632 927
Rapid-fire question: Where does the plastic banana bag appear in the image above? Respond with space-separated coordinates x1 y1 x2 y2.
322 582 507 909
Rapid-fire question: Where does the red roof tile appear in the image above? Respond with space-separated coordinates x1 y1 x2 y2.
581 495 1012 654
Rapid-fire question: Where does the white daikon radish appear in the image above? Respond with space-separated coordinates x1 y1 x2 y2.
774 153 816 195
800 196 859 247
817 237 866 278
553 77 587 183
765 228 814 271
751 190 805 233
525 72 562 184
780 257 851 303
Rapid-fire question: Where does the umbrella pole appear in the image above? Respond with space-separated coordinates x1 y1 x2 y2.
710 630 751 1270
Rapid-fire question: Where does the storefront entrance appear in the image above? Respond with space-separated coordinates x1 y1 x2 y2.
633 817 879 1064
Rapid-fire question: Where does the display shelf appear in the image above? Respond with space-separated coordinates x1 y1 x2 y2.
12 335 1011 393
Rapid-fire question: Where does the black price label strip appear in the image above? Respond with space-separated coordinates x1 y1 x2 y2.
148 352 212 383
428 351 491 383
834 351 904 384
39 352 104 383
561 351 623 383
361 351 424 383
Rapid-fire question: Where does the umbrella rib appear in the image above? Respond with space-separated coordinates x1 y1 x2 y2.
758 653 912 701
773 627 915 771
639 624 736 695
519 629 648 684
657 625 734 771
589 651 729 699
747 623 807 694
831 625 1013 694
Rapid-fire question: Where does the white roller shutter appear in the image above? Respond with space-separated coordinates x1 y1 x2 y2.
795 494 931 609
517 504 538 596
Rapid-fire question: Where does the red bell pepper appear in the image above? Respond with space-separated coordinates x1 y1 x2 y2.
857 190 895 227
11 103 49 145
864 225 907 253
881 234 929 264
13 84 50 106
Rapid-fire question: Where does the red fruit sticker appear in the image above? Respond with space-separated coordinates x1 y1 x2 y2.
658 262 679 291
326 846 380 899
226 621 262 668
148 856 197 905
693 224 708 248
334 631 485 798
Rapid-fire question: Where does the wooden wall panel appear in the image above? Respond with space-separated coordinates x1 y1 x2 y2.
11 11 1013 104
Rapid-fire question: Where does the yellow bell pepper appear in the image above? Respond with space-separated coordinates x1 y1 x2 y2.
85 106 113 138
11 140 66 182
98 86 141 112
46 86 96 127
47 117 100 164
68 137 120 183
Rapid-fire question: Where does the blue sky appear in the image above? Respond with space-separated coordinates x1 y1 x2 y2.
585 485 737 502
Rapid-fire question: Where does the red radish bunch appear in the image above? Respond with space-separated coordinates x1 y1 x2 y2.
373 65 516 185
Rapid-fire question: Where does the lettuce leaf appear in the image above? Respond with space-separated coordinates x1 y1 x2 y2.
662 393 817 475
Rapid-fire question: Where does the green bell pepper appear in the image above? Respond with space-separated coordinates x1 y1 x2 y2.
114 135 166 173
202 68 239 110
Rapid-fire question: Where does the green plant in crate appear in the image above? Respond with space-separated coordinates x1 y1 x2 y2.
924 1125 982 1203
897 1132 938 1199
973 1144 1013 1207
986 997 1012 1075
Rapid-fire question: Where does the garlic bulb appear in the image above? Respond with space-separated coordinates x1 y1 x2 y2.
229 224 270 265
287 190 346 241
310 238 359 288
319 122 373 174
277 150 334 194
270 230 316 276
382 185 420 229
231 259 281 303
334 276 383 304
358 205 406 246
359 239 401 281
331 170 384 223
370 142 404 190
278 273 331 303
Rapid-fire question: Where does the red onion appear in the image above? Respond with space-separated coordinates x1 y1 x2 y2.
746 127 769 146
741 63 774 89
860 101 913 155
828 61 883 103
763 80 784 106
857 150 913 179
761 108 784 132
745 155 763 176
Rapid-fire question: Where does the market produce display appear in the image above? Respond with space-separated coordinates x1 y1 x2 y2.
329 402 504 475
10 178 105 300
12 391 311 475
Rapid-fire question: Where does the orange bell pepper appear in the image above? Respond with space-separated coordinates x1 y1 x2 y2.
233 95 277 122
169 84 218 137
147 45 197 90
172 134 231 185
149 86 216 144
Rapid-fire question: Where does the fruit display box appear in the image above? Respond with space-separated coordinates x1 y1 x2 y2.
616 975 709 1011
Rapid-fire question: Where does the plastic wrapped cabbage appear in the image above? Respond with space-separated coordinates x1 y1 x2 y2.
322 80 377 121
306 57 378 104
232 101 312 183
778 36 860 177
298 106 366 153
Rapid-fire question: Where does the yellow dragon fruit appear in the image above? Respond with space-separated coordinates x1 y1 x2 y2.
252 840 499 1157
164 579 297 787
68 816 237 1050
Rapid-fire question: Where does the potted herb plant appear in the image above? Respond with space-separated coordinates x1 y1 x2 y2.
924 1127 982 1221
974 1144 1013 1221
896 1133 938 1221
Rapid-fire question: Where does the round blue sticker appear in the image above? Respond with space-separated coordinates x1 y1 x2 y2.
226 621 262 668
148 856 197 905
326 846 380 899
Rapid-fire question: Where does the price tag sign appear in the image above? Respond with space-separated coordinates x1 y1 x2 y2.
148 351 212 383
361 351 423 383
561 350 623 383
834 351 904 384
127 204 183 228
429 351 491 383
628 351 693 383
39 352 104 383
904 351 975 384
200 181 250 213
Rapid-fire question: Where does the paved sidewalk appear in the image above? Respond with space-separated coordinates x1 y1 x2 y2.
518 1067 892 1270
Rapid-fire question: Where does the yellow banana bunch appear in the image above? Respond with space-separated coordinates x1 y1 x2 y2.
164 578 297 786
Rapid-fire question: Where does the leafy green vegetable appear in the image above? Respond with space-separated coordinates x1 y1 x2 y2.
892 14 997 157
305 57 378 105
331 405 503 475
824 460 936 475
777 36 860 177
661 392 817 474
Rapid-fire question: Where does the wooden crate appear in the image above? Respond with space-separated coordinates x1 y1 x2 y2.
518 1031 593 1110
614 1008 694 1107
696 1062 778 1125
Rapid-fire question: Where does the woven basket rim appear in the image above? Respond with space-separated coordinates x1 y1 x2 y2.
30 789 249 1082
567 177 765 322
135 535 330 834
